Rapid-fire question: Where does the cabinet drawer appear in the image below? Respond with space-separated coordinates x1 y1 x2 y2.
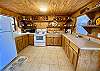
70 42 79 53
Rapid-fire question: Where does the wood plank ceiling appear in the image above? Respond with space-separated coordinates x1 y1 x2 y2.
0 0 94 16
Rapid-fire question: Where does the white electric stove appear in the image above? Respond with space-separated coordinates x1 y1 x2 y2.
34 29 47 47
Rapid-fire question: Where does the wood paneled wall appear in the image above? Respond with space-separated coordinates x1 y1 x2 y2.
34 22 48 29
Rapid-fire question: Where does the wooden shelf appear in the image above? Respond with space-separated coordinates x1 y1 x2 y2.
33 20 66 22
85 6 100 14
20 19 67 22
82 25 100 28
47 27 61 28
33 20 53 22
82 25 100 34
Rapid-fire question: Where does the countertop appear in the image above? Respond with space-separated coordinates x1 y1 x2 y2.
13 32 34 38
63 33 100 50
46 33 62 37
13 32 63 38
13 32 100 50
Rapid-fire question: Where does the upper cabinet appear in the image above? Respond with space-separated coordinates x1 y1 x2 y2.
85 6 100 15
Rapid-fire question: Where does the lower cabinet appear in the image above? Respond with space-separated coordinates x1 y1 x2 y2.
29 34 34 45
15 34 31 53
46 37 54 46
46 36 61 46
62 35 65 49
65 43 78 69
72 50 78 69
62 35 79 70
54 37 61 46
22 35 29 48
15 37 23 53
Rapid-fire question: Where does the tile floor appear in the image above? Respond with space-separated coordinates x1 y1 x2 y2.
4 46 75 71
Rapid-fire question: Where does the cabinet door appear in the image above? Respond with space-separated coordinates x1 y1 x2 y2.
69 47 74 64
22 35 28 48
62 36 65 48
25 36 29 47
54 37 61 46
19 39 23 51
65 42 69 55
0 16 12 32
67 45 72 60
29 35 34 45
72 51 78 69
22 37 26 48
15 37 23 52
15 39 20 52
46 37 53 46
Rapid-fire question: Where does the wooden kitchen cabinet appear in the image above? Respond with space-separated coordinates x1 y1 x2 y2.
22 35 29 47
46 37 54 45
64 37 70 54
29 34 34 45
46 35 61 46
69 47 74 64
72 50 78 69
15 34 29 53
65 43 69 57
54 37 61 46
62 35 65 48
15 36 23 53
62 35 79 69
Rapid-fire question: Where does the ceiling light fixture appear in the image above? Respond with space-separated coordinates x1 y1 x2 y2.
40 5 48 12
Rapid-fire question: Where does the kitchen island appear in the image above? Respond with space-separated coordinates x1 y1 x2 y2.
62 33 100 71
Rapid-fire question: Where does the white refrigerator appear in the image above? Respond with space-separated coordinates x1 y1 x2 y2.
0 15 17 70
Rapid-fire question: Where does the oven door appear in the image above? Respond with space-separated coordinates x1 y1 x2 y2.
34 35 45 43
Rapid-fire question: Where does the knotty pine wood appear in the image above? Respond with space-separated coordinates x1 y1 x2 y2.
0 0 93 15
46 37 54 46
15 36 23 53
53 37 61 46
22 35 29 47
29 34 34 45
34 22 48 29
0 8 20 17
15 34 29 53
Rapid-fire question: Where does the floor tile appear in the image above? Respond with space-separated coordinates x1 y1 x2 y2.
3 46 74 71
40 64 50 71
